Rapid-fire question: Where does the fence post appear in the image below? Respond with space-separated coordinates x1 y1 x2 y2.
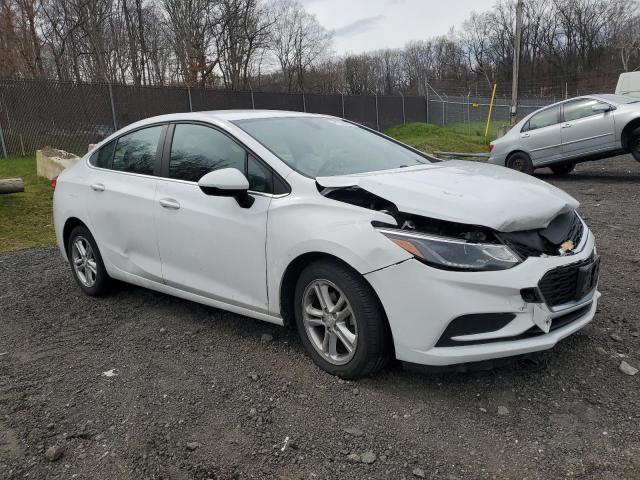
401 93 406 125
442 100 445 125
341 93 345 118
302 92 306 112
375 94 380 131
251 89 255 109
426 90 429 124
0 124 6 158
467 92 471 135
187 86 193 112
0 87 6 157
108 83 118 131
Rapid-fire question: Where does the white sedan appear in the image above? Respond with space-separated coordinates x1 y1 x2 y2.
53 111 600 378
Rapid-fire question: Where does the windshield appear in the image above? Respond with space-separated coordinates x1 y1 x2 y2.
233 117 429 178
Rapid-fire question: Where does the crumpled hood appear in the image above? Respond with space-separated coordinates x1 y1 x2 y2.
317 161 579 232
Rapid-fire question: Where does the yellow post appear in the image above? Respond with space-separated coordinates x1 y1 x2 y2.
485 83 497 137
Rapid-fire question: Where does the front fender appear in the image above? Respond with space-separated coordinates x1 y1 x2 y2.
265 197 412 315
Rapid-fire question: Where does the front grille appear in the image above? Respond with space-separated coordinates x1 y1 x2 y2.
538 255 597 307
500 212 584 259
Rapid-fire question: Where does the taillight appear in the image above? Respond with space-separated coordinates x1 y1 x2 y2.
488 143 494 153
51 176 58 190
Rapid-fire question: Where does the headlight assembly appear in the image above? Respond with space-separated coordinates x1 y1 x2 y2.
377 228 521 272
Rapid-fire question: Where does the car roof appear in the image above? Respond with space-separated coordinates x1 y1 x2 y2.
130 109 330 126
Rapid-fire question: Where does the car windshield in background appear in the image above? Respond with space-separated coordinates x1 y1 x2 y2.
233 117 428 178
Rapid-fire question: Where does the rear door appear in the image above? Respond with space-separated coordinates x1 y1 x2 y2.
86 124 166 282
560 98 616 158
518 105 562 165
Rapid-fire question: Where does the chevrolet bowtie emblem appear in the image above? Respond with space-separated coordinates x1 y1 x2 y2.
559 240 575 255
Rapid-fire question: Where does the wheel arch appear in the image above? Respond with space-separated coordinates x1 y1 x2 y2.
620 118 640 150
278 252 393 345
62 217 89 256
506 149 531 162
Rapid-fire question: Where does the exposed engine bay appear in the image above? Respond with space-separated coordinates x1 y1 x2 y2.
321 185 584 259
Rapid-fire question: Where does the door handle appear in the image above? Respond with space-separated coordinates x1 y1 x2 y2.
159 198 180 210
562 123 572 128
90 183 105 192
521 133 530 138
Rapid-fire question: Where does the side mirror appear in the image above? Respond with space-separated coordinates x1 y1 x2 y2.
592 103 613 113
198 168 254 208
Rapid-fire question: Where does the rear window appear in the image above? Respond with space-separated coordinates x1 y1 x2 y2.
90 141 115 168
112 126 163 175
523 106 560 132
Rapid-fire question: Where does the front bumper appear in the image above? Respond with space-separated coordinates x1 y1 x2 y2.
365 230 598 366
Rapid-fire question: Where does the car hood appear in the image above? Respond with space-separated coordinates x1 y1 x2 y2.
316 161 579 232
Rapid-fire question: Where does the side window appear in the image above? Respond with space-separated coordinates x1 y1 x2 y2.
563 99 601 122
170 124 246 182
112 126 162 175
528 106 560 131
521 120 530 133
90 140 115 168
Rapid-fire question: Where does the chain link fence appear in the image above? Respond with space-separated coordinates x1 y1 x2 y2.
426 94 551 136
0 78 552 157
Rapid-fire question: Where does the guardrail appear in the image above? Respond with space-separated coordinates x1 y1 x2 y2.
433 151 490 160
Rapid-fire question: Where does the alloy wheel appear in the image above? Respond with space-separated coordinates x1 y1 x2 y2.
71 236 98 288
302 279 358 365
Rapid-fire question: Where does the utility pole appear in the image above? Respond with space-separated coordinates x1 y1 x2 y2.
510 0 524 126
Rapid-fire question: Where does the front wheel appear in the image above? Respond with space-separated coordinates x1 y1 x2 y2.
294 260 390 379
550 163 575 175
67 225 111 296
506 152 534 175
628 127 640 162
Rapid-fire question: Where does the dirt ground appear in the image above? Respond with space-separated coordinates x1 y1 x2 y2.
1 155 639 480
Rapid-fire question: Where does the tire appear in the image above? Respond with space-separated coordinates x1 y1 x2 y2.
628 127 640 162
67 225 111 296
506 152 534 175
549 163 575 175
294 260 390 379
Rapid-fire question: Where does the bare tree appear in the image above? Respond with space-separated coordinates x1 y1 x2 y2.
268 0 331 92
215 0 272 90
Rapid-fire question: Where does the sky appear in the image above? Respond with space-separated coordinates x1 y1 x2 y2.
300 0 497 54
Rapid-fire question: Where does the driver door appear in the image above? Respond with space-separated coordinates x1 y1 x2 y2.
155 123 277 314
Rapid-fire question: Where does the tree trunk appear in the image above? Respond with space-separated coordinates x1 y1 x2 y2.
0 178 25 194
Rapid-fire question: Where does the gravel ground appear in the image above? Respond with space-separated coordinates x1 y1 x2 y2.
1 155 639 480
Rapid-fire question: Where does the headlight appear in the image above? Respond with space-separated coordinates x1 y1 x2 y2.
377 228 520 271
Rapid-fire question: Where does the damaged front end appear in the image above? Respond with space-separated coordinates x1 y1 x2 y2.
320 184 587 271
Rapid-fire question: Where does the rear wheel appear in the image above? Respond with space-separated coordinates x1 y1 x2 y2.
67 225 110 296
294 260 390 379
628 127 640 162
506 152 534 175
549 163 575 175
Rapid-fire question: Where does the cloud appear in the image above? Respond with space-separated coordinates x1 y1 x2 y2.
334 15 383 37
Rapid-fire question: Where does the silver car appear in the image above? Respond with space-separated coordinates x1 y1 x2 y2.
489 94 640 175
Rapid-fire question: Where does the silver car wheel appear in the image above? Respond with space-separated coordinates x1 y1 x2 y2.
71 236 98 288
302 279 358 365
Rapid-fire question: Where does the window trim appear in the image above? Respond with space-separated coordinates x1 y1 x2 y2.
160 120 291 197
86 122 169 179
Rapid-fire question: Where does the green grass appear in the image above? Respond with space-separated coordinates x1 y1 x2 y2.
0 156 56 252
385 121 504 155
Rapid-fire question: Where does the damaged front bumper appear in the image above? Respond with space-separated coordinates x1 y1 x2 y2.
365 229 599 366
